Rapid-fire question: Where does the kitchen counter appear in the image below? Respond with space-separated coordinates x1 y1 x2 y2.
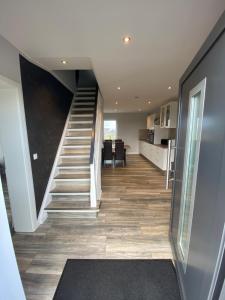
139 140 168 171
139 139 168 149
154 144 168 149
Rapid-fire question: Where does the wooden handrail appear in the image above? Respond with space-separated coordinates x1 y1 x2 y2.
89 84 99 164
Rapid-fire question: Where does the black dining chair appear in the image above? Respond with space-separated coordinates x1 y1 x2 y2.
115 139 123 143
103 140 113 166
114 141 126 167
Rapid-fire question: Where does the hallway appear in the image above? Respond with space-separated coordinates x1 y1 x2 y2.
13 154 172 299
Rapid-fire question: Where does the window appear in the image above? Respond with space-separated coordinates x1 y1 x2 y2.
104 120 117 140
177 78 206 271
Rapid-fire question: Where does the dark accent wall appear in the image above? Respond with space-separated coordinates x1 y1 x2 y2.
19 56 73 215
78 70 97 87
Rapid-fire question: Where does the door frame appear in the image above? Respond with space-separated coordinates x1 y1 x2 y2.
169 10 225 300
0 74 38 232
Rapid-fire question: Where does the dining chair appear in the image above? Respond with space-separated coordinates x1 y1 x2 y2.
103 140 113 166
114 141 126 167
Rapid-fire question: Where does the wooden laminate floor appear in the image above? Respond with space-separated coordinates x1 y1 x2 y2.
13 154 172 300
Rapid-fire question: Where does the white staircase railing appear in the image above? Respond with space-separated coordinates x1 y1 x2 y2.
90 90 104 207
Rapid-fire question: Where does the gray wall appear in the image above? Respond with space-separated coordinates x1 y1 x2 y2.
104 112 147 154
0 143 4 165
52 70 76 92
0 35 21 83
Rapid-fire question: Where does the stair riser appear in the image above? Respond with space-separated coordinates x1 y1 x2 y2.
68 121 93 125
76 92 96 96
59 158 89 164
54 179 90 183
62 146 91 150
65 137 91 141
57 169 90 175
77 87 96 91
63 140 91 146
71 113 94 117
68 124 93 130
57 166 90 170
73 103 95 106
70 114 93 118
66 132 92 137
67 128 92 132
74 97 95 101
61 149 90 155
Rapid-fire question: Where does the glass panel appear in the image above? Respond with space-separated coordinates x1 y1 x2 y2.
104 120 117 140
161 107 165 127
177 79 206 271
166 105 170 127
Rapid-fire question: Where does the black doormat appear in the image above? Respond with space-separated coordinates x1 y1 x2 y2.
53 259 181 300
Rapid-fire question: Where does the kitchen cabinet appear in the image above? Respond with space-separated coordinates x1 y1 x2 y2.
139 141 168 171
147 114 155 129
160 101 178 128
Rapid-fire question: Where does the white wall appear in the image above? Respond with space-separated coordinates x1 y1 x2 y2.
104 112 147 154
0 77 37 232
0 176 26 300
0 35 21 83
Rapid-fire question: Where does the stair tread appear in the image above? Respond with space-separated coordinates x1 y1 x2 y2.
50 185 90 193
60 153 89 157
61 150 90 155
58 162 90 167
55 174 90 180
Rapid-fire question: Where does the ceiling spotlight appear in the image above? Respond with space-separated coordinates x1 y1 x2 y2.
61 60 67 65
148 101 151 104
168 86 172 90
115 101 118 105
123 36 131 44
117 86 121 90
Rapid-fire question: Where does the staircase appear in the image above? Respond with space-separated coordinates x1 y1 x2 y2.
44 87 100 218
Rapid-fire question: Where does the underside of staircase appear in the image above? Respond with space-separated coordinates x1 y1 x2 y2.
45 87 100 218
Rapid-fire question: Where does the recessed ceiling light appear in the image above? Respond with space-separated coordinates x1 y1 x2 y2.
138 108 142 112
148 101 151 104
168 86 172 90
117 86 121 90
115 101 118 105
61 60 67 65
123 36 131 44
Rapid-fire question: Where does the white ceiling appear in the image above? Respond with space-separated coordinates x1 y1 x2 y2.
0 0 224 113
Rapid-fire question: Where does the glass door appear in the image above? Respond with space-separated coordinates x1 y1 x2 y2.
177 78 206 271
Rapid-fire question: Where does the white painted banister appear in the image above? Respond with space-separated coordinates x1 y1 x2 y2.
90 91 104 207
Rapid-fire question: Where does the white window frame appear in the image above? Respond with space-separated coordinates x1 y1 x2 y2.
104 120 117 140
